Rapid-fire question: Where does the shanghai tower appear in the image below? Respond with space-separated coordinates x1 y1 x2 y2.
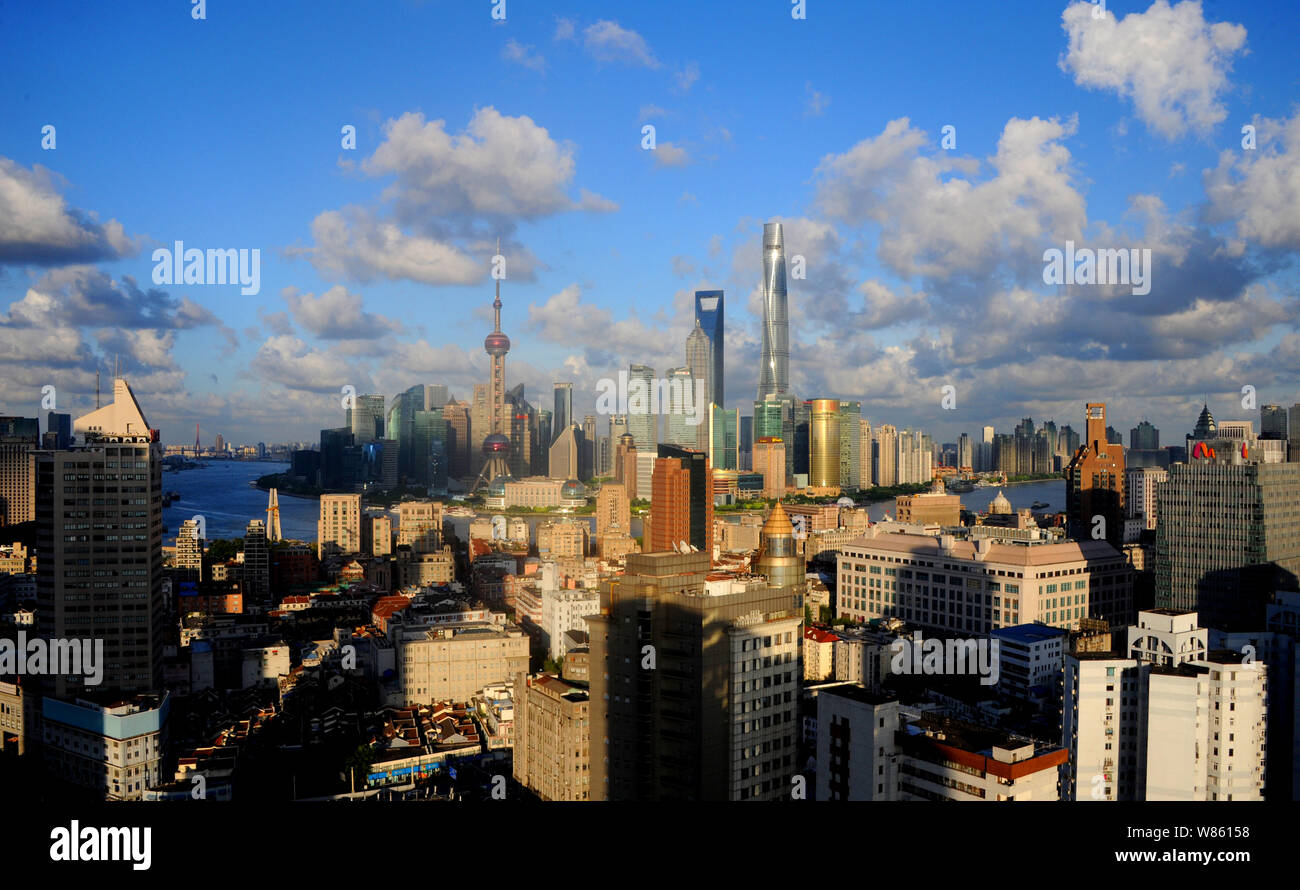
757 221 789 398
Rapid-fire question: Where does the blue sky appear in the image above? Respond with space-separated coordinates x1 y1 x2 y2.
1 0 1297 447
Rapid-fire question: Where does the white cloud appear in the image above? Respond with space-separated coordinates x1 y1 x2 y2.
502 39 546 73
282 285 401 340
297 207 482 286
1203 111 1300 250
1060 0 1247 140
653 142 691 168
814 116 1085 282
0 158 141 265
582 20 659 69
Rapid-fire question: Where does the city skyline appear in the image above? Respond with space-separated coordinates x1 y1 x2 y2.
0 1 1296 447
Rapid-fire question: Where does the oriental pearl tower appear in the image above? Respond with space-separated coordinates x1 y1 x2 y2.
474 239 513 490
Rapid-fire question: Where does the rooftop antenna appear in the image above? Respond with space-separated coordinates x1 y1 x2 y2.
95 369 101 409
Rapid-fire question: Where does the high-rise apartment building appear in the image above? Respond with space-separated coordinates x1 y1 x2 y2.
318 493 362 556
873 424 898 486
595 482 631 542
1125 466 1168 531
1066 403 1126 547
175 518 204 574
1063 614 1267 802
587 545 802 800
858 418 873 486
614 433 638 500
36 378 164 697
243 519 270 605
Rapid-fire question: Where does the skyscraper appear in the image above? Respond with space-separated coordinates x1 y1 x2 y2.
243 519 270 606
475 246 513 489
650 444 713 555
46 411 71 450
0 416 37 526
684 322 712 451
663 367 698 448
625 364 658 452
318 493 362 556
694 290 724 409
348 394 385 443
757 222 789 399
708 405 738 472
809 399 840 489
1260 404 1287 440
1065 403 1126 547
586 549 801 801
552 382 572 447
1155 459 1300 630
549 424 580 480
1130 420 1160 451
838 400 861 491
36 378 164 697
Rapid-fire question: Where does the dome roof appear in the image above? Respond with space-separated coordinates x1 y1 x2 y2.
484 331 511 356
989 490 1012 514
486 474 515 496
482 433 511 455
561 479 586 498
835 496 855 508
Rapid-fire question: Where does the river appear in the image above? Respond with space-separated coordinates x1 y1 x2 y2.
162 462 1064 544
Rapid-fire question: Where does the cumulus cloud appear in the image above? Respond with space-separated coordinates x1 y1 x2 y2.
296 109 614 286
1060 0 1247 140
814 116 1085 284
282 284 401 340
0 158 141 266
1203 111 1300 250
295 207 482 286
